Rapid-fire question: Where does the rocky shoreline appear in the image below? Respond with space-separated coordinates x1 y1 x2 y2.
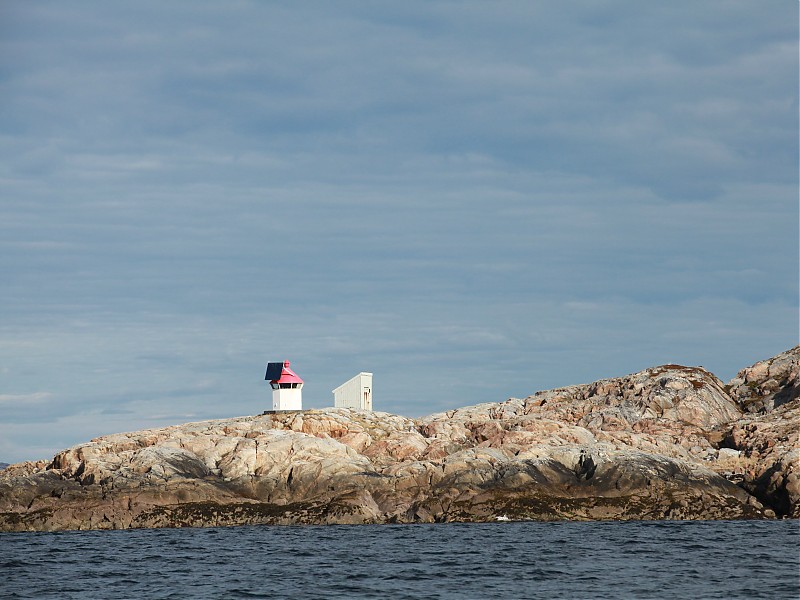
1 347 797 531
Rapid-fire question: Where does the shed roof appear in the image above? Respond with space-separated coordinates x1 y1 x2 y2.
332 372 372 393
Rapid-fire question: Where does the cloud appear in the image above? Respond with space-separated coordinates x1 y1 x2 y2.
0 1 795 463
0 392 53 405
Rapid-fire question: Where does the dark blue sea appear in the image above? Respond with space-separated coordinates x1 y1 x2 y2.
1 520 798 599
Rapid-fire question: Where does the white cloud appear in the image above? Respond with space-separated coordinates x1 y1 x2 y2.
0 392 53 405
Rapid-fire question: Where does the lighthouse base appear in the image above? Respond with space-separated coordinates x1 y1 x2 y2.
272 388 302 411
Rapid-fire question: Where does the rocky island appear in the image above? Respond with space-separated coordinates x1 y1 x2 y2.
1 347 797 531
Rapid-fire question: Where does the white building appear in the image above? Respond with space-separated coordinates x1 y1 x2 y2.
265 360 303 411
333 372 373 411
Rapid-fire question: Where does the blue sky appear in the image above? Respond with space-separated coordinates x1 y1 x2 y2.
1 2 797 463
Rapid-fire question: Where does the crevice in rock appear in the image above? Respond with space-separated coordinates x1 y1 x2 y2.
772 382 800 410
574 451 596 481
737 465 790 518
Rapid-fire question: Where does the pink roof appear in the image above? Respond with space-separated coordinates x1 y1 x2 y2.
271 360 304 384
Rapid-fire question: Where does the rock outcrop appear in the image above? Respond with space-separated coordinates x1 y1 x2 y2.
727 346 799 414
717 346 800 518
1 348 798 531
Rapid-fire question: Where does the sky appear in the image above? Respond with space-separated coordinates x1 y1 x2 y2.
0 1 797 464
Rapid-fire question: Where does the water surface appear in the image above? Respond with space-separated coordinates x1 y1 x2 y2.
2 520 798 599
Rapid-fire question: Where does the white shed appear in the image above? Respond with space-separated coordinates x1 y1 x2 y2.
333 372 373 411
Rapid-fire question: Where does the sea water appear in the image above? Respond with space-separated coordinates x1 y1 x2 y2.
1 520 798 599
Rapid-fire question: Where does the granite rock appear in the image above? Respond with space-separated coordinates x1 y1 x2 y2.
727 346 800 413
1 350 797 531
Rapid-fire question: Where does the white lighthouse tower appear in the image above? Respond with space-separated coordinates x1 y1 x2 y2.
265 360 304 411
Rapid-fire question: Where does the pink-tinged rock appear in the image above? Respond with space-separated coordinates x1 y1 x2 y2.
727 346 800 413
1 349 797 531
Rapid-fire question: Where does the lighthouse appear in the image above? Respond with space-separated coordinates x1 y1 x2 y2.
265 360 303 411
